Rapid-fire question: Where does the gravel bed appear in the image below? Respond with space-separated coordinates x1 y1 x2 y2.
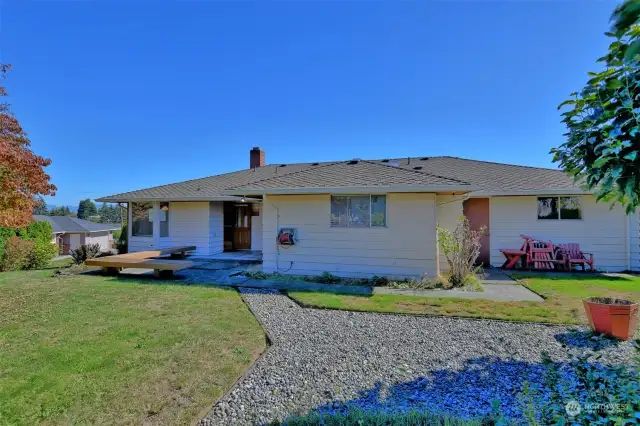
199 288 637 425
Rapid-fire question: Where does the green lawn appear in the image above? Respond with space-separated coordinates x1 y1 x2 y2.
289 274 640 326
0 266 266 425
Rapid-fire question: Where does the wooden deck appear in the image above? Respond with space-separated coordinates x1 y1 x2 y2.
85 246 196 278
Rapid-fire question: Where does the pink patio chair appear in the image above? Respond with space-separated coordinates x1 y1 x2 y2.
556 243 595 272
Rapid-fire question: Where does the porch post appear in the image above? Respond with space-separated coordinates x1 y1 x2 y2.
152 201 160 248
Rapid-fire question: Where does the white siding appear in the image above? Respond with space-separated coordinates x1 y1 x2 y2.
631 212 640 271
158 202 210 255
490 195 628 272
86 231 111 251
262 193 437 279
209 201 224 254
435 194 465 274
251 204 263 251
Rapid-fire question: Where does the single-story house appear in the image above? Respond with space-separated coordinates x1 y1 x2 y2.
34 215 120 254
96 147 640 278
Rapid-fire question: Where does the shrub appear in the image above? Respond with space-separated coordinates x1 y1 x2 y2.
370 275 390 287
270 409 483 426
315 271 341 284
0 227 17 259
0 237 35 271
436 218 485 288
388 277 442 290
116 224 128 254
25 240 57 270
518 338 640 425
71 243 101 264
20 220 53 242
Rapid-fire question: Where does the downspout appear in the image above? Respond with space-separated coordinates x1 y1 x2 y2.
434 196 439 276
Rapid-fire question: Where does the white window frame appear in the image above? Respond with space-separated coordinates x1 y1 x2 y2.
131 202 154 236
159 202 170 238
330 194 387 228
536 196 583 221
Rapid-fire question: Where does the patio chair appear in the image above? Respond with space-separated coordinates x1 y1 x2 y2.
556 243 595 272
525 239 565 271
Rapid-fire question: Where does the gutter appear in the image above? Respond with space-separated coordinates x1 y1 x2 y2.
221 184 478 196
469 189 593 197
95 195 261 203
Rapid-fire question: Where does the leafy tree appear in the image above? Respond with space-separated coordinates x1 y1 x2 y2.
49 206 72 216
0 64 56 227
77 199 97 220
552 0 640 213
32 197 48 215
98 202 121 224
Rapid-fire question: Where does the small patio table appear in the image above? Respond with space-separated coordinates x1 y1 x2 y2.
499 249 526 270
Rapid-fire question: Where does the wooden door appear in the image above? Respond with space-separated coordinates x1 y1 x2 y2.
233 205 251 249
463 198 490 266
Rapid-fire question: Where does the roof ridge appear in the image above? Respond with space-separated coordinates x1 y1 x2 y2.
103 163 300 199
224 161 340 190
360 159 471 185
438 156 563 172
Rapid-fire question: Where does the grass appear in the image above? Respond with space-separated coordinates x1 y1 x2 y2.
289 274 640 326
0 265 266 425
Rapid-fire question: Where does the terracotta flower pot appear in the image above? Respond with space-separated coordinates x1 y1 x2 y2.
583 297 639 340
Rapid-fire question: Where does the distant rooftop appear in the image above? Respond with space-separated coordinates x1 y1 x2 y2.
33 215 120 233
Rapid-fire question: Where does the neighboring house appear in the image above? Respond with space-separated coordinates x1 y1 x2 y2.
96 147 640 278
33 215 120 254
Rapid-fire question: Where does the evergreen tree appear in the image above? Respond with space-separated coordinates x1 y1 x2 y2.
32 197 48 215
77 199 97 220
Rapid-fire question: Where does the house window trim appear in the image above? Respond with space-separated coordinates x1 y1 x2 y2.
131 202 154 237
536 196 584 221
159 202 170 238
330 194 387 228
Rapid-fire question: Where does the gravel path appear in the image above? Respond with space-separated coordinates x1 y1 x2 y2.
199 289 636 425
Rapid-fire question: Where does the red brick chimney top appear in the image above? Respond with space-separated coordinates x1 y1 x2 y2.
250 147 265 168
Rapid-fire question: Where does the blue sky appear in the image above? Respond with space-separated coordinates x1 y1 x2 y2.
1 1 615 206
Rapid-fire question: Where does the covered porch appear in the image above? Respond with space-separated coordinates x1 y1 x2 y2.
125 198 263 256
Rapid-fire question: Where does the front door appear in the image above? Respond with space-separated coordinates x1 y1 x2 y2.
463 198 490 266
233 205 251 249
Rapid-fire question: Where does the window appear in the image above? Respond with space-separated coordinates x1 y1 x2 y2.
537 196 582 220
331 195 386 227
159 202 169 237
132 202 153 236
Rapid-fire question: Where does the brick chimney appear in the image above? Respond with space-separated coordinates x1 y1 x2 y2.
250 147 265 168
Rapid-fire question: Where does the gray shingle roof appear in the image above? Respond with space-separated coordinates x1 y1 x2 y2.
34 215 121 233
227 160 470 192
96 156 582 202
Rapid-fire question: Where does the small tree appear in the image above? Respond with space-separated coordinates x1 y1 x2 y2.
0 64 56 227
436 217 485 287
552 0 640 212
